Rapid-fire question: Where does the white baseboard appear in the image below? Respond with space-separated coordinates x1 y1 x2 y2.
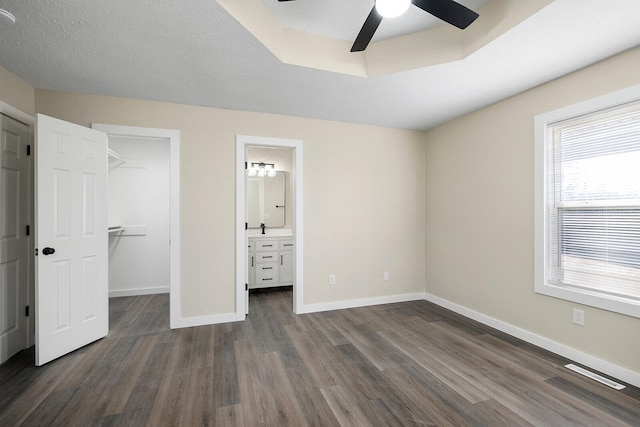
299 292 426 314
424 292 640 389
109 286 169 298
170 312 238 329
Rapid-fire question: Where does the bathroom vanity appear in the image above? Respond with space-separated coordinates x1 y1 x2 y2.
248 233 294 289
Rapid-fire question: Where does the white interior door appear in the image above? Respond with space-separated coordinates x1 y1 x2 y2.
35 114 108 366
0 113 30 364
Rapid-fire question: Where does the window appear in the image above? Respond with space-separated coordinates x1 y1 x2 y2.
535 85 640 318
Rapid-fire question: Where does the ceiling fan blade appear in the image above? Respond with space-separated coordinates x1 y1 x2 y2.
411 0 479 29
351 6 383 52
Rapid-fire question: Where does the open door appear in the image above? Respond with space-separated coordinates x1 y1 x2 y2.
35 114 108 366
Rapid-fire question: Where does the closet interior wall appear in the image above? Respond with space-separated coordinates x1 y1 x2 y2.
108 136 170 297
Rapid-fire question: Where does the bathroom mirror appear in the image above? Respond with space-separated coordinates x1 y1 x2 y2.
247 171 285 228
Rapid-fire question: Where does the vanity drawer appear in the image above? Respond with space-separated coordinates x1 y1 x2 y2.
255 240 278 251
256 263 279 283
255 251 278 263
279 240 294 251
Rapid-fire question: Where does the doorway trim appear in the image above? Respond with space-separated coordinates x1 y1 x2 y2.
91 124 181 328
236 135 303 319
0 102 33 126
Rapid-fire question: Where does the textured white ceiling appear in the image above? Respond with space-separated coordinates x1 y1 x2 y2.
0 0 639 131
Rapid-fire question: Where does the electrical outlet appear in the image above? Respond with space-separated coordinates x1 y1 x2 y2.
383 271 389 281
329 274 336 285
573 308 585 326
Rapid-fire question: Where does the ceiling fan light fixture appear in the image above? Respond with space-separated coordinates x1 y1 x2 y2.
375 0 411 18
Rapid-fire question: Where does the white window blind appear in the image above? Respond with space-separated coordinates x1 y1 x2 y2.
547 99 640 300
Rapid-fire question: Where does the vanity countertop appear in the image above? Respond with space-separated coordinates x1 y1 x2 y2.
247 229 293 238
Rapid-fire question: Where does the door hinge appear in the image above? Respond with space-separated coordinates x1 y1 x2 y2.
244 161 248 170
35 248 38 256
26 225 31 236
25 306 30 317
245 222 248 230
245 283 248 291
27 145 31 156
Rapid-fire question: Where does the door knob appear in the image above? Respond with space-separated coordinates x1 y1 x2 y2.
42 247 56 255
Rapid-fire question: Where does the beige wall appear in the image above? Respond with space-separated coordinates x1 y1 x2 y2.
34 90 426 317
304 123 426 304
424 46 640 374
0 65 35 115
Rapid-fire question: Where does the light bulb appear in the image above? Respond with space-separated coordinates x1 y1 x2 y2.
257 165 266 177
267 165 276 177
375 0 411 18
248 165 257 177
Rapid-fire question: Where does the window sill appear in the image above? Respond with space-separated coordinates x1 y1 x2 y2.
535 281 640 319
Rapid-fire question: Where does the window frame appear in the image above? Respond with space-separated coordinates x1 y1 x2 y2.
534 84 640 319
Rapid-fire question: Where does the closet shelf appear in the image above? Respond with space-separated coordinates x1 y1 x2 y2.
107 225 147 236
108 148 126 169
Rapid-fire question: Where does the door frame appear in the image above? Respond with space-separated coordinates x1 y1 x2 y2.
0 101 35 352
236 135 303 319
91 124 181 329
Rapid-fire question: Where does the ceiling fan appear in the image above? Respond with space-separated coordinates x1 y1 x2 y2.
277 0 479 52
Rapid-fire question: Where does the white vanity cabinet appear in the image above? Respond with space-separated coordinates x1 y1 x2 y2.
248 236 294 289
279 239 294 283
247 239 256 287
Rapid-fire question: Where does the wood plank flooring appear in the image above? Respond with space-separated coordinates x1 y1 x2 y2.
1 287 639 426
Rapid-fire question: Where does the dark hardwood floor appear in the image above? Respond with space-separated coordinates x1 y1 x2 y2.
1 287 639 426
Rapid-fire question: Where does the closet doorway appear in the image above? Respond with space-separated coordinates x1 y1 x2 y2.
92 124 181 328
236 135 303 319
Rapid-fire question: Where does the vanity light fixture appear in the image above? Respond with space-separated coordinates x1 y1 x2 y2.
247 162 277 178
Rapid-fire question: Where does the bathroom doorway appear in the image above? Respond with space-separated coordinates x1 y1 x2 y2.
246 146 293 314
235 135 303 319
